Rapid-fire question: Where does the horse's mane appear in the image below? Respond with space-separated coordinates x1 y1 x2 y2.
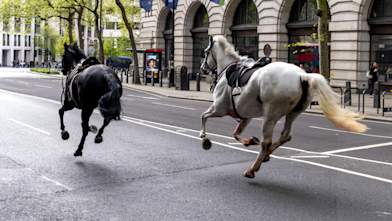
214 35 241 62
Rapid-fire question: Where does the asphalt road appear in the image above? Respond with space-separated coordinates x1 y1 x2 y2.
0 68 391 220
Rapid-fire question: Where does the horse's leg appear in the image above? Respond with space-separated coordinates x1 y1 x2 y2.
265 111 300 161
244 116 278 178
94 118 111 144
59 100 75 140
199 104 225 150
74 108 94 157
233 119 259 146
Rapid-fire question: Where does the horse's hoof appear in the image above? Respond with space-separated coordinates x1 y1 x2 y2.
263 155 270 162
202 138 212 150
61 131 69 140
73 150 82 157
243 170 255 179
250 137 260 145
94 135 103 144
89 125 98 134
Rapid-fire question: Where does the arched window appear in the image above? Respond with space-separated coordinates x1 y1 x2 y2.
287 0 327 73
231 0 259 59
191 6 209 75
369 0 392 79
163 11 174 69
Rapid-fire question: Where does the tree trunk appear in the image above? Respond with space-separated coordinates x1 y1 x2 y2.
115 0 141 84
76 7 84 51
316 0 330 79
94 12 104 62
67 10 74 44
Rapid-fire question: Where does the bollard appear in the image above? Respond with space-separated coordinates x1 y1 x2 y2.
374 81 380 108
159 71 163 87
196 73 201 91
126 69 129 84
344 81 352 106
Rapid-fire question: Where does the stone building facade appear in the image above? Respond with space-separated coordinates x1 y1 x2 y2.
139 0 392 88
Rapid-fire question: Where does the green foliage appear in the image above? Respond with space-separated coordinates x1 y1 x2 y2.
31 68 60 75
104 37 132 57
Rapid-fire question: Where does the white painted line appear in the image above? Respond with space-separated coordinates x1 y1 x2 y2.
290 155 330 159
40 175 73 191
322 142 392 154
9 118 51 136
122 116 392 185
282 146 392 166
34 84 52 89
309 125 392 139
176 129 189 133
228 142 242 145
272 155 392 184
122 97 135 101
126 88 164 98
122 116 236 140
0 88 60 105
126 94 160 100
152 102 196 110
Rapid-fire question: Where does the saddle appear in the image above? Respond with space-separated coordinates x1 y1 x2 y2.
225 57 271 119
226 57 271 89
65 57 101 107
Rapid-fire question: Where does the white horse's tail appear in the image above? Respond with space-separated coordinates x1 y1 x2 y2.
304 73 367 133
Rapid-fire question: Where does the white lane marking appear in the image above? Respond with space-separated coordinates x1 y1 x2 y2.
122 117 256 154
228 142 242 145
290 155 330 159
272 155 392 184
151 102 196 110
176 129 189 132
122 117 392 184
9 118 51 136
0 89 60 105
322 142 392 154
15 80 29 85
126 88 164 98
122 97 135 101
309 125 392 139
126 94 160 100
40 175 73 191
24 168 73 191
123 116 236 140
34 84 52 89
282 146 392 167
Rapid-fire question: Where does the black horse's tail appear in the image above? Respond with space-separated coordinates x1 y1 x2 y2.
98 77 122 120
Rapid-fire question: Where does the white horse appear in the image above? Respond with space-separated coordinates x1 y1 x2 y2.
199 35 367 179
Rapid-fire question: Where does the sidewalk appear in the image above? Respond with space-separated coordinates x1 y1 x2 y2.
122 80 392 122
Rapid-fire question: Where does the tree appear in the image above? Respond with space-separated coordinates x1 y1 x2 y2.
316 0 330 79
115 0 141 84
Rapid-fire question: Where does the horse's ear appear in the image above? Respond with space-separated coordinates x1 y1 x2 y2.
209 35 213 45
64 43 68 49
73 42 78 49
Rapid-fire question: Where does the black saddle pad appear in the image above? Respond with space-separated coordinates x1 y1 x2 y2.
226 57 271 88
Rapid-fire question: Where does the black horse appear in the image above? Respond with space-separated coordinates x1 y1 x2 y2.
59 43 122 157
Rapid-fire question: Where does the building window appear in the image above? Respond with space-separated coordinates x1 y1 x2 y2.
25 20 31 33
106 22 117 30
191 6 209 75
3 19 9 32
14 18 21 33
287 0 329 73
369 0 392 80
231 0 259 59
